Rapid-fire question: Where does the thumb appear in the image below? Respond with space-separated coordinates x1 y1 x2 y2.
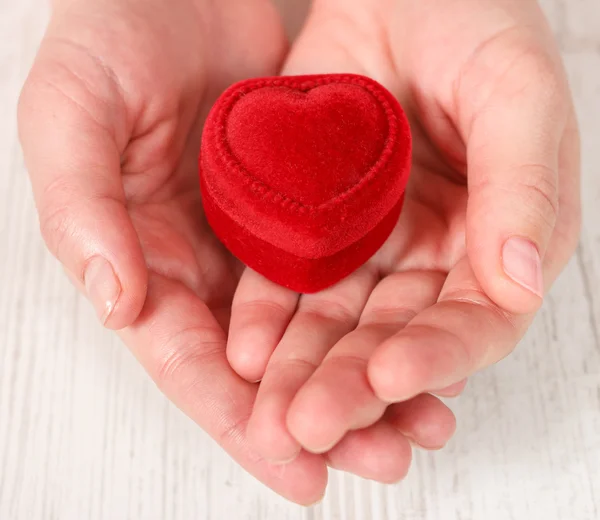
279 1 373 77
462 51 570 315
18 36 147 329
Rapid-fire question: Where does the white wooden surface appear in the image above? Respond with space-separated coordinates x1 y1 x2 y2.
1 1 599 519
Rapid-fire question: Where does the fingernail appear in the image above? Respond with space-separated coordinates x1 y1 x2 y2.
502 237 543 297
84 256 121 324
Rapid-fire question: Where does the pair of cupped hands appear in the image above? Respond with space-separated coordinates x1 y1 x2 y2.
18 0 580 505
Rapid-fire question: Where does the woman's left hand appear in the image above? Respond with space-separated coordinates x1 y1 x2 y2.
227 0 581 479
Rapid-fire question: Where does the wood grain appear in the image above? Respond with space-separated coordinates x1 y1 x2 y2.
1 1 599 518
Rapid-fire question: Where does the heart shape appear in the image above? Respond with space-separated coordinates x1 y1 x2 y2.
226 83 388 206
200 74 412 293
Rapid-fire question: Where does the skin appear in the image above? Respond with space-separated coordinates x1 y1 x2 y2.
17 0 580 506
231 0 581 468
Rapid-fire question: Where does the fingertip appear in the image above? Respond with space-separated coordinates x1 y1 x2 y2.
247 395 302 464
387 394 457 451
102 263 148 331
287 382 345 454
433 379 468 398
467 207 547 316
467 249 544 317
367 339 423 403
475 273 543 317
228 269 298 381
69 262 134 330
498 236 545 312
327 423 412 484
227 324 271 382
470 238 545 316
79 218 148 331
270 451 328 506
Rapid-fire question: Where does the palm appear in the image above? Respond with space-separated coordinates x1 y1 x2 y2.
123 0 467 489
21 0 577 503
370 133 468 280
233 0 577 469
126 122 239 324
230 8 477 380
99 0 286 321
225 5 476 464
28 0 338 503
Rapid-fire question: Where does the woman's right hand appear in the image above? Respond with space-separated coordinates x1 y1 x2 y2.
17 0 333 504
18 0 460 502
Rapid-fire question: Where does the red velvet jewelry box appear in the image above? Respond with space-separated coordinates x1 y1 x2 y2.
199 74 412 293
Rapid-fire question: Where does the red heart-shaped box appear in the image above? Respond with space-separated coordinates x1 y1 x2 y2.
200 74 411 293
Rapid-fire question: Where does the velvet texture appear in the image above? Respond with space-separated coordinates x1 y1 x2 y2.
200 74 412 293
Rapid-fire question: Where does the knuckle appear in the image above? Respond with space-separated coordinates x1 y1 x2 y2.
150 323 251 452
513 164 560 229
216 413 252 450
153 325 225 394
37 176 85 262
300 299 357 326
270 356 318 374
440 296 519 365
18 39 126 145
233 299 291 319
457 27 569 120
472 164 559 236
436 322 477 372
325 353 368 374
494 44 568 112
516 50 564 98
361 307 418 327
441 289 517 331
39 202 78 263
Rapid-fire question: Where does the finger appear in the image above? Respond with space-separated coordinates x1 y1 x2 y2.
385 394 457 450
246 267 376 463
368 257 529 402
326 422 412 484
272 0 311 41
432 379 467 398
544 109 581 278
18 35 147 329
458 38 572 314
324 392 455 482
119 274 327 505
286 271 444 453
279 0 374 76
228 269 299 382
248 0 385 463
